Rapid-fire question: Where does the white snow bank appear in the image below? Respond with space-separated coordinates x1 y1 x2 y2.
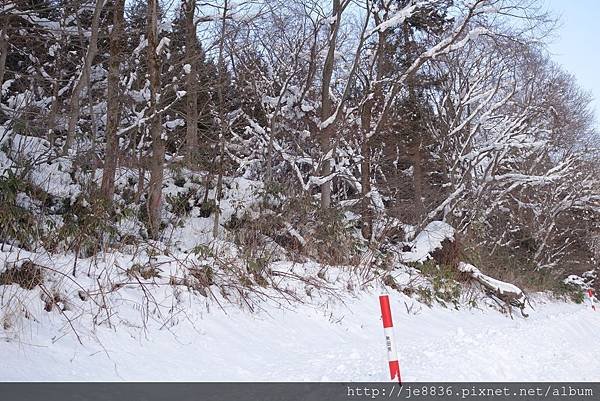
1 287 598 381
1 134 80 199
401 221 455 263
0 247 597 382
564 270 596 289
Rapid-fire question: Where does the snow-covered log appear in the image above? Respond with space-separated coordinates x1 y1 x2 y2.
459 262 529 317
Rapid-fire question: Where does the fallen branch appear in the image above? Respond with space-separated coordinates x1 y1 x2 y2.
458 262 529 318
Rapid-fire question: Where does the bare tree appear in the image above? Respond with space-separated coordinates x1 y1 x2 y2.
0 14 8 87
63 0 105 154
318 0 346 209
147 0 166 239
184 0 200 167
101 0 125 202
212 0 230 239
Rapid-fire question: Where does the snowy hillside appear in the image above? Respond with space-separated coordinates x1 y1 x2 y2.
0 133 598 382
0 132 597 382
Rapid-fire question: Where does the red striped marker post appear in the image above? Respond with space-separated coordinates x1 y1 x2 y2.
379 294 401 383
588 289 596 311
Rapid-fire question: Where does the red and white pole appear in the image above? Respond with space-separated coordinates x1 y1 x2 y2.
379 294 401 383
588 289 596 311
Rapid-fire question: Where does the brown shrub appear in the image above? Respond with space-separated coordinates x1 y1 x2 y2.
431 237 463 268
0 260 43 290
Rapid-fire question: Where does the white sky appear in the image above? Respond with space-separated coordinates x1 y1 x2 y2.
545 0 600 130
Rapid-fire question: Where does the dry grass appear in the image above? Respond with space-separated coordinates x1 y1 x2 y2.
0 260 43 290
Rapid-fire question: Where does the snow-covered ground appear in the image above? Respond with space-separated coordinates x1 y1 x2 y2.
2 289 598 381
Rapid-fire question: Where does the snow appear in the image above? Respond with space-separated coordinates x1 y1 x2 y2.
371 3 422 34
367 188 385 212
183 64 192 74
443 28 489 54
1 79 14 95
459 262 524 298
2 134 80 199
156 37 171 55
1 283 599 381
564 274 586 287
401 221 455 263
164 118 185 129
319 114 336 130
285 222 307 247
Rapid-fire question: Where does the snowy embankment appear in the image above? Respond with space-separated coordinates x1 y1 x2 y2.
1 135 598 381
2 287 599 381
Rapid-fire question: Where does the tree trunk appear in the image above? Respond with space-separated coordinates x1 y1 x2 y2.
360 94 373 240
212 0 228 239
47 43 64 148
410 141 425 219
0 17 9 88
101 0 125 202
63 0 104 155
184 0 199 167
403 24 425 220
407 84 425 219
266 117 275 183
360 138 372 240
319 0 342 210
360 9 388 240
147 0 165 239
